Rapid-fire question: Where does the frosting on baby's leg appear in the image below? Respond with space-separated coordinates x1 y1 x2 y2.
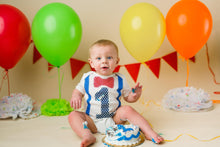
83 121 89 129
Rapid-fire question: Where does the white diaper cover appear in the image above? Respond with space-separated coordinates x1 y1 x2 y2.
93 117 116 134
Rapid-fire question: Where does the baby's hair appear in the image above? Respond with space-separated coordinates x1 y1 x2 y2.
89 39 118 55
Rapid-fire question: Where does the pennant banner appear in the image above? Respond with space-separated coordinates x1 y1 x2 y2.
145 58 161 79
162 52 177 72
124 63 141 82
70 58 86 79
32 46 196 81
48 63 54 71
33 45 42 64
113 65 120 73
189 56 196 63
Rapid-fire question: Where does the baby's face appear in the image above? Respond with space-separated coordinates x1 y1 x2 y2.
89 45 119 76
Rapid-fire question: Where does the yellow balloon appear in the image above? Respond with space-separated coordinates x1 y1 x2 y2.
120 3 166 63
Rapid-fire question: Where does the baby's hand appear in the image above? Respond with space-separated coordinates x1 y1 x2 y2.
70 89 83 109
131 82 142 100
124 82 142 102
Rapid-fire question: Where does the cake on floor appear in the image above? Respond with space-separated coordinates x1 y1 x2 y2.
103 124 144 147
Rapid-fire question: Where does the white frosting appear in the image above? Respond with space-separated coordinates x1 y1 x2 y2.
104 124 141 146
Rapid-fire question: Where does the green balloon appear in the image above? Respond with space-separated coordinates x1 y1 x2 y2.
32 3 82 67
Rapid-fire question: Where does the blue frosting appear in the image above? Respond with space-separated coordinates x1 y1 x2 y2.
117 124 134 132
116 125 140 141
117 131 140 141
152 138 157 144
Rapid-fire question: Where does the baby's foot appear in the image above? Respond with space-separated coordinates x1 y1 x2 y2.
151 135 164 144
144 130 164 144
81 134 96 147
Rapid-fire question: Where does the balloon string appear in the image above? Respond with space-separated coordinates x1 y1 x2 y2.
57 67 64 99
0 69 10 96
186 59 189 87
58 67 61 99
206 43 220 85
178 55 190 86
7 70 10 96
165 134 220 142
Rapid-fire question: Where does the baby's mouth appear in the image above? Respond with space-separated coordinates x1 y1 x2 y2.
102 66 109 70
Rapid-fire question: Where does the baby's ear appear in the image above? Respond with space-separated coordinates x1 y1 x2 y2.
88 58 95 68
116 57 120 64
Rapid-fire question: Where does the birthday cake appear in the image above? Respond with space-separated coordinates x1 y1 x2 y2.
103 124 144 147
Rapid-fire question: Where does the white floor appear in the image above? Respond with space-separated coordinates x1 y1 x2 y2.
1 102 220 147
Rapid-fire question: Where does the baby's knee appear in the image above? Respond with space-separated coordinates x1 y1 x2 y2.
68 111 76 122
68 111 85 121
120 105 135 115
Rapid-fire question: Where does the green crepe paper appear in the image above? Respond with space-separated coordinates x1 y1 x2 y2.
41 99 73 116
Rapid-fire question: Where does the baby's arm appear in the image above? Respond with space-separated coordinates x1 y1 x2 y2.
70 89 84 109
124 82 142 103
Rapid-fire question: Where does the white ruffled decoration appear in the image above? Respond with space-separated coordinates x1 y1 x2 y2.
0 93 41 119
162 87 213 112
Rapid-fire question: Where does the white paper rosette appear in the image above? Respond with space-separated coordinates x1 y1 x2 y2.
162 87 213 112
0 93 40 119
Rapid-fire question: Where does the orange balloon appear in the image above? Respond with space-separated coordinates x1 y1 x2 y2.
166 0 212 59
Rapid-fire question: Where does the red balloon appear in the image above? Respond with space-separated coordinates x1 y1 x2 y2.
0 4 31 69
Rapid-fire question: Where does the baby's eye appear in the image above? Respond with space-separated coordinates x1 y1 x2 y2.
96 57 101 60
107 56 113 60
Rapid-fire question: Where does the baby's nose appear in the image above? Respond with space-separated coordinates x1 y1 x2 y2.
102 58 107 63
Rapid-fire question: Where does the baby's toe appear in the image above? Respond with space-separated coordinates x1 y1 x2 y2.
152 135 164 144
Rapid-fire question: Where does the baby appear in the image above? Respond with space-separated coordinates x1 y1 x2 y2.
68 39 164 147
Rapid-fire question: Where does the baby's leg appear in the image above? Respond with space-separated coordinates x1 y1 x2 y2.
68 111 97 147
113 106 164 143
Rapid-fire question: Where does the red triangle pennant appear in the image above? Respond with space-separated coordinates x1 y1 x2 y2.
48 63 54 71
113 65 121 73
124 63 141 82
145 58 161 78
89 64 95 71
33 45 42 64
70 58 86 79
189 56 196 63
162 52 178 72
